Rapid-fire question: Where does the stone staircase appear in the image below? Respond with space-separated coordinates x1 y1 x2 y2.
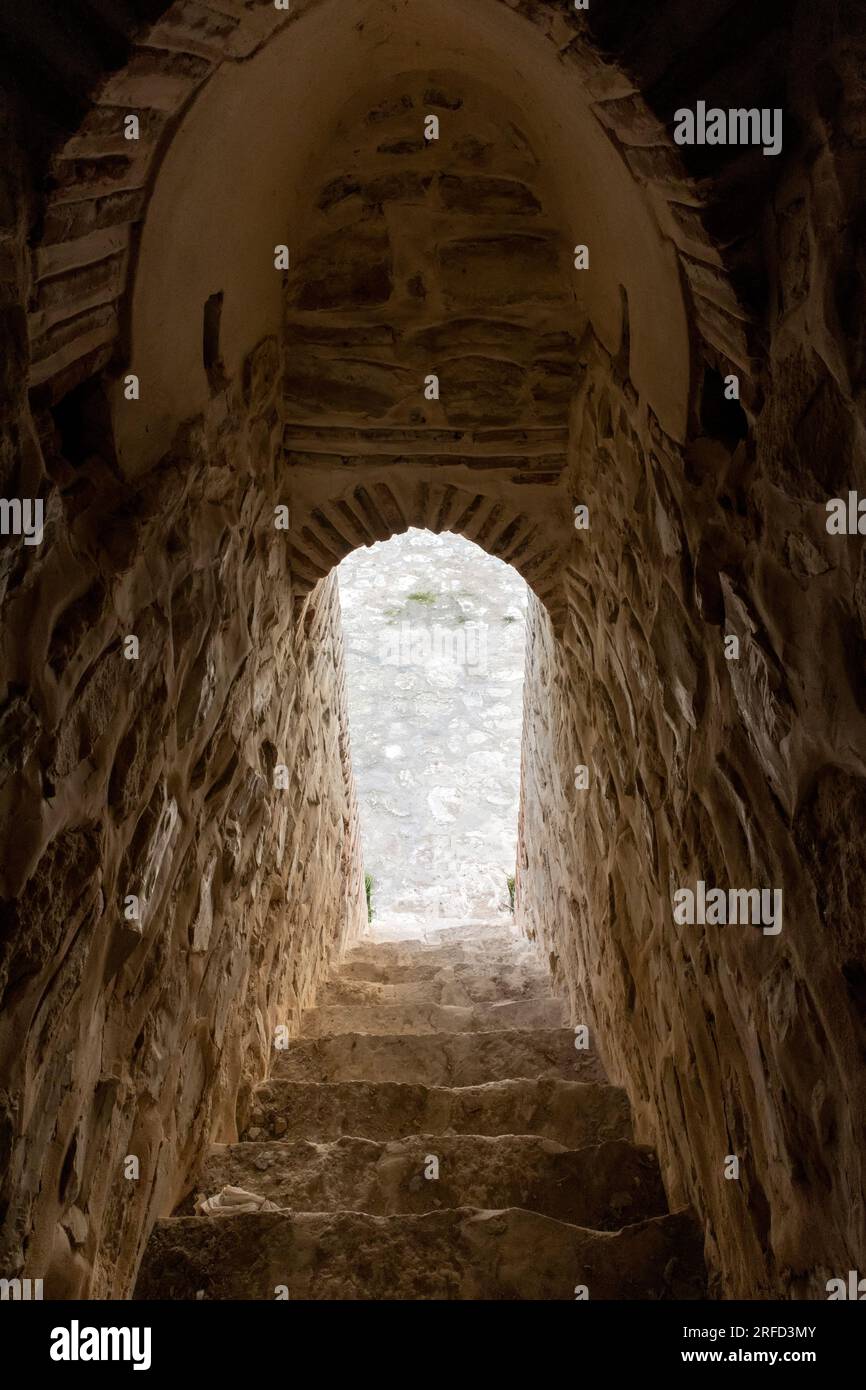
134 920 705 1300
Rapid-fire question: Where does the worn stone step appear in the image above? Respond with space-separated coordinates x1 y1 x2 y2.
348 924 522 953
335 953 547 988
273 1027 605 1086
320 966 551 1008
244 1077 631 1148
135 1206 706 1301
413 921 521 945
342 937 544 975
301 996 567 1037
359 917 511 946
193 1135 667 1229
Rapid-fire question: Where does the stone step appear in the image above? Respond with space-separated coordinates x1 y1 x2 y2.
319 968 551 1008
413 922 521 945
301 996 567 1038
244 1078 631 1148
135 1206 706 1301
359 917 511 946
335 954 548 989
342 937 544 974
273 1027 605 1086
348 925 524 954
193 1135 667 1230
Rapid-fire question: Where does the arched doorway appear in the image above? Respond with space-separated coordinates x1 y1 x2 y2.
338 527 527 923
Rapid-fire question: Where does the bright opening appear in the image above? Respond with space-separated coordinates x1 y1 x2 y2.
337 528 528 928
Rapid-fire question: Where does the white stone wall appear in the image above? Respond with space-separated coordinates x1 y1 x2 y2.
338 529 526 921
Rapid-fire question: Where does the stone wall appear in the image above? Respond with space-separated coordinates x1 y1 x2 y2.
0 323 365 1295
281 72 577 438
518 289 866 1297
517 8 866 1300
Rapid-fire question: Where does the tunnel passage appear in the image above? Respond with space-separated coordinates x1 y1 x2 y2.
1 0 866 1303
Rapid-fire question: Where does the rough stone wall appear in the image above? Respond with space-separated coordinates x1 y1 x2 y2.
0 322 365 1295
517 7 866 1302
282 74 577 435
271 71 580 630
518 296 866 1297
